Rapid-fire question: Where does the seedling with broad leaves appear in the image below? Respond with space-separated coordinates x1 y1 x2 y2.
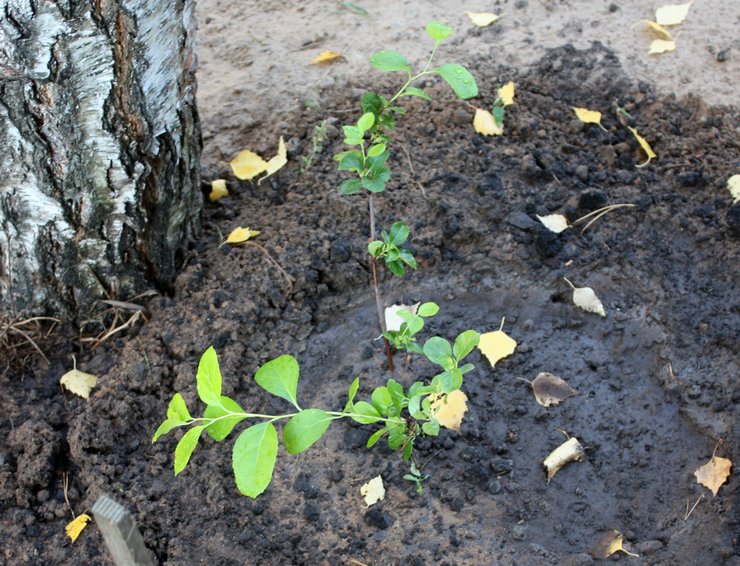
154 328 479 498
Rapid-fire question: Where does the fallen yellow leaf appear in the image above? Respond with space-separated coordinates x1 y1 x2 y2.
536 214 570 234
641 19 673 39
478 321 517 367
564 277 606 317
465 11 500 27
229 149 268 180
572 107 606 130
360 475 385 507
655 2 692 26
694 456 732 496
60 368 97 399
225 227 260 245
649 38 676 54
310 51 344 65
498 81 515 106
727 175 740 203
590 530 640 559
473 108 503 136
258 136 287 184
430 390 468 432
65 513 92 543
209 179 229 202
628 126 657 166
543 437 585 481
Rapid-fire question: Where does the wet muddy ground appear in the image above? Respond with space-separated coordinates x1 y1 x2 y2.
1 45 738 565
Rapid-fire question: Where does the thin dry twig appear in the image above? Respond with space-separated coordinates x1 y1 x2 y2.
63 472 75 520
684 494 703 520
0 316 60 363
246 242 295 289
571 203 637 233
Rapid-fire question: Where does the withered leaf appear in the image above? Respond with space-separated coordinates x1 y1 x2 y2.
529 372 578 407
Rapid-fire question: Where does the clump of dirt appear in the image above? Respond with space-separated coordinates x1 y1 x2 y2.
1 44 738 565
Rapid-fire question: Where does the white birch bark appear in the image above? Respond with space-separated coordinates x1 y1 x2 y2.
0 0 200 320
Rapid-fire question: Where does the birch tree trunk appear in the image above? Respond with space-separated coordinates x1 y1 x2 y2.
0 0 201 322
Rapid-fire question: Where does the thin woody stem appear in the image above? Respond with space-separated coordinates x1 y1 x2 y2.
368 193 395 377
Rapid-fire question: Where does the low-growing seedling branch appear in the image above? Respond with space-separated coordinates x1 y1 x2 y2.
154 326 480 498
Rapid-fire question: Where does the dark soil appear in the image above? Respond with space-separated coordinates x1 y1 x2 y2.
2 44 738 565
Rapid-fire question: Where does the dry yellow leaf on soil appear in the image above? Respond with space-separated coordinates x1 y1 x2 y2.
360 475 385 507
655 2 692 26
627 126 656 167
543 437 585 481
65 513 92 542
209 179 229 202
478 328 517 367
384 303 420 333
225 226 260 245
430 390 468 432
649 38 676 55
498 81 515 106
536 214 570 234
641 20 673 39
590 530 639 559
727 174 740 203
694 456 732 496
572 107 606 129
229 149 269 180
60 369 97 399
258 136 287 184
310 51 344 65
465 11 500 27
474 108 503 136
529 372 578 407
564 277 606 317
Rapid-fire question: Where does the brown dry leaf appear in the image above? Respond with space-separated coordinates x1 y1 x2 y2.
655 2 692 26
360 475 385 507
209 179 229 202
628 126 657 166
727 174 740 203
478 325 517 368
498 81 515 106
310 50 344 65
465 11 500 27
564 277 606 317
694 456 732 496
530 372 578 407
591 530 640 559
60 369 97 399
473 108 503 136
536 214 570 234
258 136 287 184
225 226 260 245
65 513 92 543
543 437 585 481
649 38 677 55
430 390 468 432
641 19 673 39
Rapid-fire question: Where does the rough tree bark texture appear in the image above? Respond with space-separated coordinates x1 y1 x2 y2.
0 0 201 322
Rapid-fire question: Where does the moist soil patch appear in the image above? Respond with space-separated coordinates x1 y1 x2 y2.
1 45 738 565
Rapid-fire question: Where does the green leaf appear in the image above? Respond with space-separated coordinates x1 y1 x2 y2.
453 330 480 361
366 428 387 448
433 369 463 394
357 112 375 132
369 50 411 73
167 393 191 422
371 386 392 415
344 376 360 412
340 179 362 195
387 423 406 450
152 419 181 443
367 143 387 157
368 240 384 257
434 64 478 100
342 125 363 145
402 439 414 461
232 422 278 498
361 92 383 117
400 86 432 101
388 221 409 245
417 302 439 317
426 20 455 42
422 419 440 437
284 409 333 454
398 249 416 268
460 363 475 375
386 379 405 404
254 355 300 409
350 401 381 424
204 396 247 441
387 261 405 276
423 337 453 366
196 347 222 407
174 425 204 475
408 394 424 420
361 167 390 192
492 105 505 127
338 151 364 172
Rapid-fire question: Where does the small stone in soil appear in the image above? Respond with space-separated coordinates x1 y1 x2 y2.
364 508 393 530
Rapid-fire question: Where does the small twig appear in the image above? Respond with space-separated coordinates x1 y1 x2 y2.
63 472 75 520
398 143 427 196
571 203 637 234
563 277 576 291
418 448 445 472
684 494 703 520
246 242 295 289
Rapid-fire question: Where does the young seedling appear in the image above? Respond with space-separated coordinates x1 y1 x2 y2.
403 461 429 494
301 119 328 174
154 328 479 498
334 20 478 374
383 301 438 353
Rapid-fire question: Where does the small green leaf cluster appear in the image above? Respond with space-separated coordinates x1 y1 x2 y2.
368 221 416 276
403 461 429 494
383 301 438 352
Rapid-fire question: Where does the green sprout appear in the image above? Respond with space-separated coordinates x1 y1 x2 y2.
368 221 417 276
